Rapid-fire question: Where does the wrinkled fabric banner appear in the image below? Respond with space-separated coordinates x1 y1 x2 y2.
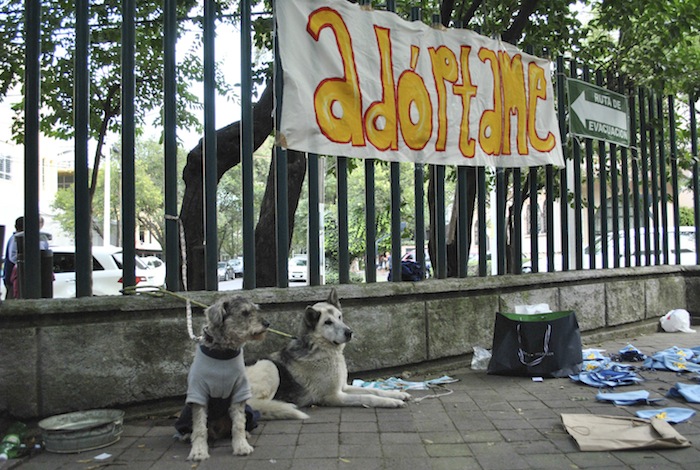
277 0 564 168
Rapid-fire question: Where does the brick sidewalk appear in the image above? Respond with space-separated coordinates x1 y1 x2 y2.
5 329 700 469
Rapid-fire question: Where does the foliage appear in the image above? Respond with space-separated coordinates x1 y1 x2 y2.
583 0 700 96
679 206 694 227
0 0 236 142
51 137 186 251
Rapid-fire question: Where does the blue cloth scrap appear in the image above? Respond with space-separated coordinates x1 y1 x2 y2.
644 347 700 372
596 390 664 406
351 375 458 391
667 383 700 403
635 407 696 424
617 344 647 362
582 349 607 362
571 364 643 387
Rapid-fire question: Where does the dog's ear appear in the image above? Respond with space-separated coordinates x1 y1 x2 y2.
206 299 227 328
302 306 321 335
326 288 341 309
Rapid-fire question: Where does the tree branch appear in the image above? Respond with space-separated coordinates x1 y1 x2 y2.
502 0 540 44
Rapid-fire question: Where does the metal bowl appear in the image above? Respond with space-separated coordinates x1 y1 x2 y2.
38 409 124 453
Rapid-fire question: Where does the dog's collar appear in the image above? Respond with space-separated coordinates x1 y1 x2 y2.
200 344 241 360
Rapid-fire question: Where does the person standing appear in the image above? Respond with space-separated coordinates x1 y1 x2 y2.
3 217 23 300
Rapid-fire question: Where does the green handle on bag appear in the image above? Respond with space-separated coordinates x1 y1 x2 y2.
499 310 574 323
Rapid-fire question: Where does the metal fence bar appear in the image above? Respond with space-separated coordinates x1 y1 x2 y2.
648 93 661 265
570 59 584 270
495 168 506 275
581 67 596 269
75 0 92 296
638 88 651 265
308 154 321 286
545 164 554 272
273 16 289 287
415 163 425 276
121 0 136 289
241 0 256 288
477 167 487 276
528 165 539 272
22 0 42 299
595 71 608 269
610 142 620 268
619 76 631 266
657 96 669 263
457 167 468 277
691 95 700 264
202 0 218 290
163 0 179 291
556 56 569 271
668 95 681 264
337 157 350 284
513 168 522 274
629 88 642 267
364 159 377 283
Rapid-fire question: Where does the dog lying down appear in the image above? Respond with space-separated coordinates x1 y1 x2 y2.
246 288 411 420
176 296 270 461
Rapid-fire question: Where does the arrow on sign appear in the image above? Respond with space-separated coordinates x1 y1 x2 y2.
571 93 628 131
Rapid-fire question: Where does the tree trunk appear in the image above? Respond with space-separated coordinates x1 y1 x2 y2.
254 150 307 287
180 83 275 290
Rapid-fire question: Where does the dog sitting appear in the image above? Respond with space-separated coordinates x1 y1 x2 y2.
176 296 269 461
246 288 410 418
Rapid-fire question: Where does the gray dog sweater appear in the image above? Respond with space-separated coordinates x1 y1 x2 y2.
186 345 252 406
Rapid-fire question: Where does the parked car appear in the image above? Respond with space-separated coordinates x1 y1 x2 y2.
227 258 244 278
51 245 155 298
584 226 697 268
288 255 308 282
217 261 233 281
139 256 166 288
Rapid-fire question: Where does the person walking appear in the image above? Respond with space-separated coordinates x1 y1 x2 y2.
3 217 23 300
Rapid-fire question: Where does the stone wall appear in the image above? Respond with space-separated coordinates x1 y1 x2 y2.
1 265 696 420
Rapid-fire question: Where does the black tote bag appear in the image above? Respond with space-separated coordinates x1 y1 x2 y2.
487 311 583 377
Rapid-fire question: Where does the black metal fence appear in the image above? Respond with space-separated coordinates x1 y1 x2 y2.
14 1 700 299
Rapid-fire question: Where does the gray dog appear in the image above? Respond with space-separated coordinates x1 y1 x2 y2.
182 296 269 461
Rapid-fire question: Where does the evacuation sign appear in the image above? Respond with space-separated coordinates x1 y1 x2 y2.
567 78 630 146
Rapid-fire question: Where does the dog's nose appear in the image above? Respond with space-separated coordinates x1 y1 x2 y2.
345 329 353 340
262 320 270 328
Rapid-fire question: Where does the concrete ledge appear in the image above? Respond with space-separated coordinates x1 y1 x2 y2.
1 265 698 420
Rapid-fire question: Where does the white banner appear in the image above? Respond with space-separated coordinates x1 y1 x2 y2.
277 0 564 168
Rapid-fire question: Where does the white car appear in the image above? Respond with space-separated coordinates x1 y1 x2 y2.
140 255 166 287
584 226 697 268
51 245 156 298
288 256 308 282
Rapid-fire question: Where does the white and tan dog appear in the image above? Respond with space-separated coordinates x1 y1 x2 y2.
246 288 410 419
182 296 269 461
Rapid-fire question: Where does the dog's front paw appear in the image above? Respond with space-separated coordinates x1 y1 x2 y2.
187 444 210 461
232 439 254 456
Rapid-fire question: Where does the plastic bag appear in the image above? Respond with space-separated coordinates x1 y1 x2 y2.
514 303 552 314
471 346 492 370
659 309 696 333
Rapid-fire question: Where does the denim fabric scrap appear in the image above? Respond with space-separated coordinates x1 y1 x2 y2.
635 407 696 423
596 390 664 406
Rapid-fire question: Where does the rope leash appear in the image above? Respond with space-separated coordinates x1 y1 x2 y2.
125 215 295 341
122 285 295 340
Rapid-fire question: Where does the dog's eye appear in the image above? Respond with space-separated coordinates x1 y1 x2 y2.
324 319 333 325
